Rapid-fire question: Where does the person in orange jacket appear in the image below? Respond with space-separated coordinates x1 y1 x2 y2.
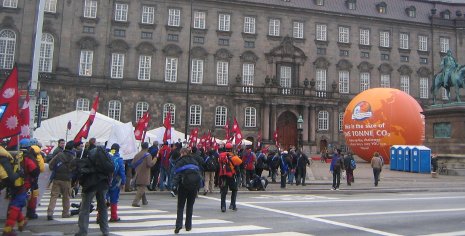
218 143 242 212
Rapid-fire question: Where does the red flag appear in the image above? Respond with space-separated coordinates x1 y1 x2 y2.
41 145 54 155
7 91 30 148
273 129 279 147
233 118 243 145
257 129 262 148
74 93 99 143
163 111 172 142
0 66 20 139
134 112 150 140
188 128 199 148
224 119 230 140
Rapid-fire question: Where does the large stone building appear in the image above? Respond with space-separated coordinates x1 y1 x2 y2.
1 0 464 152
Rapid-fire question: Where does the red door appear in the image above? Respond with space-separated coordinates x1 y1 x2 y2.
276 111 297 150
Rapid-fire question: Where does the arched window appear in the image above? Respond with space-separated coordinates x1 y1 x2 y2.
245 107 256 127
39 33 54 72
163 103 175 125
189 105 201 126
215 106 227 126
76 98 90 111
135 101 149 120
317 110 329 131
0 29 16 69
108 100 121 121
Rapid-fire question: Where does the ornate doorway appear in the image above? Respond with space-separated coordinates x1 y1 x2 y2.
277 111 297 150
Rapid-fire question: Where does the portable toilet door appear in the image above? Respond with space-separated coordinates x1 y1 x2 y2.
411 146 420 173
404 146 411 172
418 146 432 173
390 146 397 170
396 146 405 171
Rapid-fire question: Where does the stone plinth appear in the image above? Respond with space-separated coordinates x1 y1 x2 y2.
423 104 465 154
423 104 465 175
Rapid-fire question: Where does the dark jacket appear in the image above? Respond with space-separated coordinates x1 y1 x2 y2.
296 152 310 169
344 155 355 170
172 155 200 190
49 150 75 181
330 154 345 172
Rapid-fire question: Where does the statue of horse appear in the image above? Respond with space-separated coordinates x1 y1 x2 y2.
431 65 465 104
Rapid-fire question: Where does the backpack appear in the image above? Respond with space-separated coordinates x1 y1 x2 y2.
256 153 265 169
90 146 114 175
204 155 219 172
110 155 122 189
181 169 201 191
350 159 357 170
333 156 342 170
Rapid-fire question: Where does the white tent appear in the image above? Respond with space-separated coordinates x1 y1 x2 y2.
146 127 188 144
33 110 124 146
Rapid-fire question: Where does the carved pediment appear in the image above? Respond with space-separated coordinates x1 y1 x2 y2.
214 48 233 61
378 63 393 74
398 65 412 75
77 36 99 50
313 57 330 69
108 39 129 53
358 61 374 72
240 50 259 63
265 36 307 63
336 59 353 70
162 44 183 56
190 46 208 59
136 42 156 54
417 66 432 77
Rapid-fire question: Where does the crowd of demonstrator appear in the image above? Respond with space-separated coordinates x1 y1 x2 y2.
1 137 322 235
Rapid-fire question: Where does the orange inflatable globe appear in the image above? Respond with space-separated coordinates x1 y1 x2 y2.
343 88 425 163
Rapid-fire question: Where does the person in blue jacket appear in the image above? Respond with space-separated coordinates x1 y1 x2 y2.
329 149 344 190
107 143 126 222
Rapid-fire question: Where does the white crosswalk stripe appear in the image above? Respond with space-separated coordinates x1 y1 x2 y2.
37 193 311 235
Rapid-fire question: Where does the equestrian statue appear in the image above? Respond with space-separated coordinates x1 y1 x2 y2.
431 50 465 104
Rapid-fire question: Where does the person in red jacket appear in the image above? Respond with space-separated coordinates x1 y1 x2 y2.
158 142 171 191
19 139 41 220
241 147 256 187
218 143 242 212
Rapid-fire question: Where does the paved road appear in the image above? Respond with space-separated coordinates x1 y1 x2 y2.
15 189 465 236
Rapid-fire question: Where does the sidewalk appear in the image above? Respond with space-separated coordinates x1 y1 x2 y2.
258 157 465 194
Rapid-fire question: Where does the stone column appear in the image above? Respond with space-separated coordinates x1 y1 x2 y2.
303 105 309 144
310 105 316 143
263 103 270 140
270 104 277 141
332 107 339 143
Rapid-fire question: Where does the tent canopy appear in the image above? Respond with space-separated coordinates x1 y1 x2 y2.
145 127 188 144
33 110 124 146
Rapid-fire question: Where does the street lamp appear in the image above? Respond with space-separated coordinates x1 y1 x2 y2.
297 114 303 149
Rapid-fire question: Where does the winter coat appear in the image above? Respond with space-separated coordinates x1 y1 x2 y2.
49 150 75 181
132 149 157 186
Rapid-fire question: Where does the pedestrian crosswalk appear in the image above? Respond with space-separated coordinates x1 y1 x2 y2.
35 192 313 236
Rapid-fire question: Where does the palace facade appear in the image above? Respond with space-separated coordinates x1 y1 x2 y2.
1 0 465 152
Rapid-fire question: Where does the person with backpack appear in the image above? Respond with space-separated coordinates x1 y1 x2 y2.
218 142 242 212
371 152 383 187
1 145 28 236
75 145 115 236
255 149 266 177
106 143 126 222
329 149 345 190
158 142 171 191
47 141 76 221
203 149 218 195
344 152 356 186
131 142 157 207
267 150 279 183
171 147 202 234
279 151 291 189
295 149 310 186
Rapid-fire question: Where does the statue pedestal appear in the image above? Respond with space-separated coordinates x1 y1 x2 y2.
423 104 465 175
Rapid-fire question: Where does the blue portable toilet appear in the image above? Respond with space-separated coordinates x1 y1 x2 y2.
410 146 420 173
390 146 397 170
396 146 405 171
404 146 411 172
413 146 432 173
